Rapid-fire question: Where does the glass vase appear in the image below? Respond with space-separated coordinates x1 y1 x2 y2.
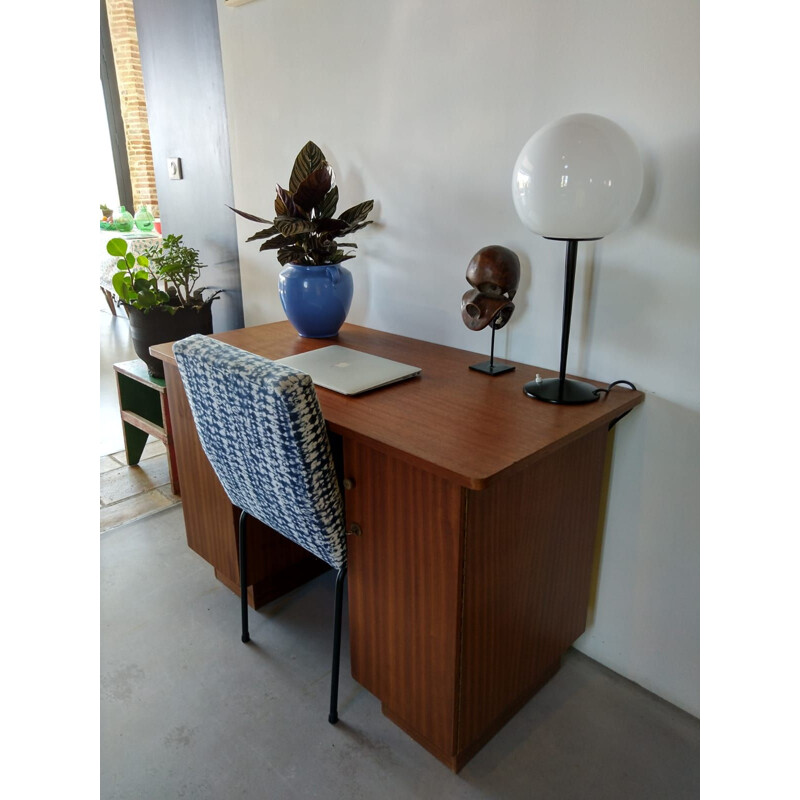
134 205 155 233
113 206 134 232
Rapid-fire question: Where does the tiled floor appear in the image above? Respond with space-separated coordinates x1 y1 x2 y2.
100 438 181 532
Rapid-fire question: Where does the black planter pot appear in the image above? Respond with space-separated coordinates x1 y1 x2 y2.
125 303 214 378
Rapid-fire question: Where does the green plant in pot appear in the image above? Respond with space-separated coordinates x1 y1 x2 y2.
230 141 375 338
109 234 222 378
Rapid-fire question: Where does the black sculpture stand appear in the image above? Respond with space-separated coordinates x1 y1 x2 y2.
523 238 600 405
470 319 515 376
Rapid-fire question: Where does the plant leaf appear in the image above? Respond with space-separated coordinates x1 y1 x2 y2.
136 254 149 267
339 200 374 225
340 220 374 237
273 217 314 237
275 185 298 217
258 234 293 251
133 277 153 292
227 205 272 224
315 217 348 235
245 226 278 242
277 247 303 265
139 290 160 308
106 238 128 258
319 185 339 219
329 250 356 263
116 258 128 271
125 252 136 269
289 141 326 194
111 271 128 297
293 165 333 215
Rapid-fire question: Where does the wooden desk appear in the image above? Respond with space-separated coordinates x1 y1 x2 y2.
151 322 643 771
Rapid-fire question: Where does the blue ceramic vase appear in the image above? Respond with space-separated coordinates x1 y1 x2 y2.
278 263 354 338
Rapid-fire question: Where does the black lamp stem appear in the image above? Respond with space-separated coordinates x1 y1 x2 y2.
558 239 579 393
522 237 600 404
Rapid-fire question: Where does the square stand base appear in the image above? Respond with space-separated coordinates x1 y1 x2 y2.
469 360 515 376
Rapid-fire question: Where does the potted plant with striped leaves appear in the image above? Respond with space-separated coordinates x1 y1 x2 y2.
230 141 375 338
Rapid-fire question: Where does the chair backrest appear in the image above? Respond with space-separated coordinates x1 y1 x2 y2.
173 335 346 569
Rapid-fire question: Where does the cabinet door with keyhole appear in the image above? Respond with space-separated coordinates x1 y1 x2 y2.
342 438 466 760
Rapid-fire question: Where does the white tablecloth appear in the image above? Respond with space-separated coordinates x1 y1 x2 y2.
100 230 162 291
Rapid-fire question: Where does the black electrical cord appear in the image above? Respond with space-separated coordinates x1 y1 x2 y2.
592 379 638 398
592 380 639 429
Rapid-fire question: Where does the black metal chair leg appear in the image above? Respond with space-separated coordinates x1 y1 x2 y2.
329 566 348 724
239 510 250 644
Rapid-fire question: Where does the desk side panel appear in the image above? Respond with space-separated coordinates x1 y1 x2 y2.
163 362 330 608
164 362 238 572
458 426 609 754
344 440 465 760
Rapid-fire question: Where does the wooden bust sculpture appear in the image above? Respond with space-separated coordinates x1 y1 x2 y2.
461 245 521 331
461 245 521 374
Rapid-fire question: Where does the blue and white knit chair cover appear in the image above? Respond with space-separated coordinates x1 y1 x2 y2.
173 334 348 723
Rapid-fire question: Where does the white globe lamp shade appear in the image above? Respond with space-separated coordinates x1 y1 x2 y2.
512 113 643 240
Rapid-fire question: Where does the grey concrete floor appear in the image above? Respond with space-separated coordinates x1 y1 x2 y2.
101 506 699 800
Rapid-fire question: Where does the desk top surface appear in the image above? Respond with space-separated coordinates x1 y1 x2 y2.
152 322 644 489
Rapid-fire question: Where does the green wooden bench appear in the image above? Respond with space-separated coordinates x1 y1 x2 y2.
113 359 180 496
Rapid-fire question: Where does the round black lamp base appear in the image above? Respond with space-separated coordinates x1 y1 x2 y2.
523 377 600 405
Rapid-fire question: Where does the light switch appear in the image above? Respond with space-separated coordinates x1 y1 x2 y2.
167 157 182 180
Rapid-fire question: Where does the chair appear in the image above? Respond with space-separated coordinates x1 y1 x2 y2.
173 334 348 724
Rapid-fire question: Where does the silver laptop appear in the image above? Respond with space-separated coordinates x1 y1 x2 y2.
275 345 421 396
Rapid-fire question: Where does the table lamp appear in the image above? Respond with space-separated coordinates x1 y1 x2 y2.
512 113 643 404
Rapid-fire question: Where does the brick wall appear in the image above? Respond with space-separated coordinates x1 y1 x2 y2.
105 0 159 219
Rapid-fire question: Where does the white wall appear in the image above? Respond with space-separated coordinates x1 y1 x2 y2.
217 0 699 715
